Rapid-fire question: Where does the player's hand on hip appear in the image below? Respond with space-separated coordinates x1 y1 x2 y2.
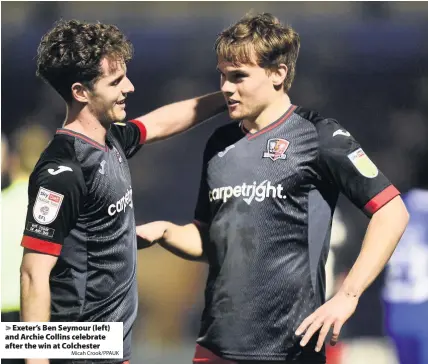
136 221 169 245
295 289 358 352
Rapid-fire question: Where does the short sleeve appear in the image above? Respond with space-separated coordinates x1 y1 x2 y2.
21 160 86 256
316 118 400 217
109 120 147 158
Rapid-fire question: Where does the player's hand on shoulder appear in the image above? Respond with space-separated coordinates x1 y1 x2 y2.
295 289 358 352
136 221 169 247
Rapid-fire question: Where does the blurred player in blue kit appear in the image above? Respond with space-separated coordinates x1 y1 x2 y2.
137 12 409 364
383 167 428 364
19 19 226 364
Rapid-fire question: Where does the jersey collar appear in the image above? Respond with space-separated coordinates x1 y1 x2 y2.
56 129 108 151
240 105 297 140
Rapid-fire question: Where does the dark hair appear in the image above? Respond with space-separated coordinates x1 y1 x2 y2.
215 12 300 92
36 19 133 102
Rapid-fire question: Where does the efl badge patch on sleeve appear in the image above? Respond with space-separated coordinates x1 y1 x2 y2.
347 148 379 178
32 187 64 225
263 138 290 161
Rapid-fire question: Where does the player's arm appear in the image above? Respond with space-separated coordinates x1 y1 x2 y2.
136 221 206 261
297 119 409 351
20 160 85 323
132 91 226 143
340 194 408 299
20 250 58 321
136 138 213 260
319 124 409 299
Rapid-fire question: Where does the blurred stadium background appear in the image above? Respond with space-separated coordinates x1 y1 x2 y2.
1 2 428 364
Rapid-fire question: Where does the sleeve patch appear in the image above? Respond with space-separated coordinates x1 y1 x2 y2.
347 148 379 178
32 187 64 225
26 222 55 238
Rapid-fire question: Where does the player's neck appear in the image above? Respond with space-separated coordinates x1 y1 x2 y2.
63 104 108 146
243 93 291 133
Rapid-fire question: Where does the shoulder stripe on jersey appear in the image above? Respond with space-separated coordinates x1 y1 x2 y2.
129 120 147 144
56 129 107 151
364 185 400 215
246 105 297 141
21 235 62 256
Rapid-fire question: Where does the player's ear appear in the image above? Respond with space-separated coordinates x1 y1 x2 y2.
71 82 90 103
270 63 288 89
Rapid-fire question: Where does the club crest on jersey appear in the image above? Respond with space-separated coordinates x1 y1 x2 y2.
263 138 289 161
33 187 64 225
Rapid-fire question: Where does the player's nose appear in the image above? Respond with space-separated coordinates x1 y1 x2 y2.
221 79 235 95
123 77 135 94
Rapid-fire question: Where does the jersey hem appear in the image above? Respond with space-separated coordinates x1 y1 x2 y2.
220 353 324 362
197 343 325 363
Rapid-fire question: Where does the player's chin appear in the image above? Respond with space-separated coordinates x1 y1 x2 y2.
114 109 127 121
105 112 126 126
228 110 243 120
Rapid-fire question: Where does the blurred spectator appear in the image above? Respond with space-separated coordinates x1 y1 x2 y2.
1 133 11 190
136 246 205 346
1 124 51 320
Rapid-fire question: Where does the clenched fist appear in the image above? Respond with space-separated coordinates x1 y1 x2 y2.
136 221 170 249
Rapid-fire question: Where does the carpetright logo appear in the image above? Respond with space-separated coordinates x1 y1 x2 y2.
209 180 286 205
108 188 133 216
